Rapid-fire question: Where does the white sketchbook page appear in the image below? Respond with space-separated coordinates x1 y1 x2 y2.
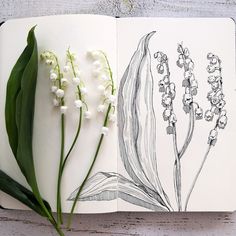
117 18 236 212
0 14 118 213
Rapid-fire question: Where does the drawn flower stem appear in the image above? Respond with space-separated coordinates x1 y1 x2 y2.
184 145 211 211
67 51 115 229
165 61 182 211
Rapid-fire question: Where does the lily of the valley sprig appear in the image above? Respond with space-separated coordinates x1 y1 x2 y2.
154 44 204 211
67 50 116 228
184 53 227 210
154 51 182 211
40 51 67 225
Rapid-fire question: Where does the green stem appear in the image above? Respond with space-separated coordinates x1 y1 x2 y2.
54 53 64 226
56 114 65 225
67 104 111 229
67 51 114 229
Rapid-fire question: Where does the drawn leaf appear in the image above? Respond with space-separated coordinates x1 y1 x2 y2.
68 172 168 212
117 31 171 209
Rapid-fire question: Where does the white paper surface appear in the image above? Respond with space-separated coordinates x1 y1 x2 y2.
117 17 236 211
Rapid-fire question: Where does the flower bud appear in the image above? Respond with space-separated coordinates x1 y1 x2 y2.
50 72 57 81
72 77 81 85
56 89 64 98
84 111 92 119
60 106 68 114
101 126 109 136
74 99 83 108
97 104 105 113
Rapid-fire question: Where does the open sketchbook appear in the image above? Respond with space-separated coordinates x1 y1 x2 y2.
0 15 235 213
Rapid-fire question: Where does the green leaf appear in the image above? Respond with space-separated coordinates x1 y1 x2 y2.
4 26 52 215
0 170 51 217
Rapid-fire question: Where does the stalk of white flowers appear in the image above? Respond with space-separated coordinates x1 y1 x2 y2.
40 50 66 225
184 53 227 211
67 50 116 228
154 51 181 212
57 48 92 226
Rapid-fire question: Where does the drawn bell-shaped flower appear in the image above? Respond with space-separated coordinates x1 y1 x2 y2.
157 64 164 74
195 107 203 120
218 115 227 129
205 110 214 121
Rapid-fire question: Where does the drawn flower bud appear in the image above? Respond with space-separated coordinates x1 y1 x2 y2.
163 108 171 121
158 80 165 92
184 70 194 80
220 109 227 116
211 95 220 105
207 53 214 60
218 115 227 129
154 52 162 60
177 44 183 53
184 48 190 57
187 60 194 71
195 107 203 120
208 129 218 145
191 87 198 96
169 89 176 99
207 65 216 73
169 82 175 91
162 94 172 107
176 58 184 68
169 113 177 124
205 110 214 121
166 125 174 135
157 64 164 74
208 75 215 84
183 93 193 106
183 105 190 114
163 75 169 84
182 79 190 87
216 99 226 109
210 56 218 65
190 80 198 88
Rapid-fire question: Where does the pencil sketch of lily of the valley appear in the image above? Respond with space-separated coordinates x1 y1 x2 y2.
68 31 227 212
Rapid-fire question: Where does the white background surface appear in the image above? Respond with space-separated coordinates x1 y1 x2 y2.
1 0 236 235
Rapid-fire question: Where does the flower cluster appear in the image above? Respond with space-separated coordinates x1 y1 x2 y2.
40 51 68 114
154 51 177 135
205 53 227 145
176 43 203 120
87 50 116 135
66 49 91 119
